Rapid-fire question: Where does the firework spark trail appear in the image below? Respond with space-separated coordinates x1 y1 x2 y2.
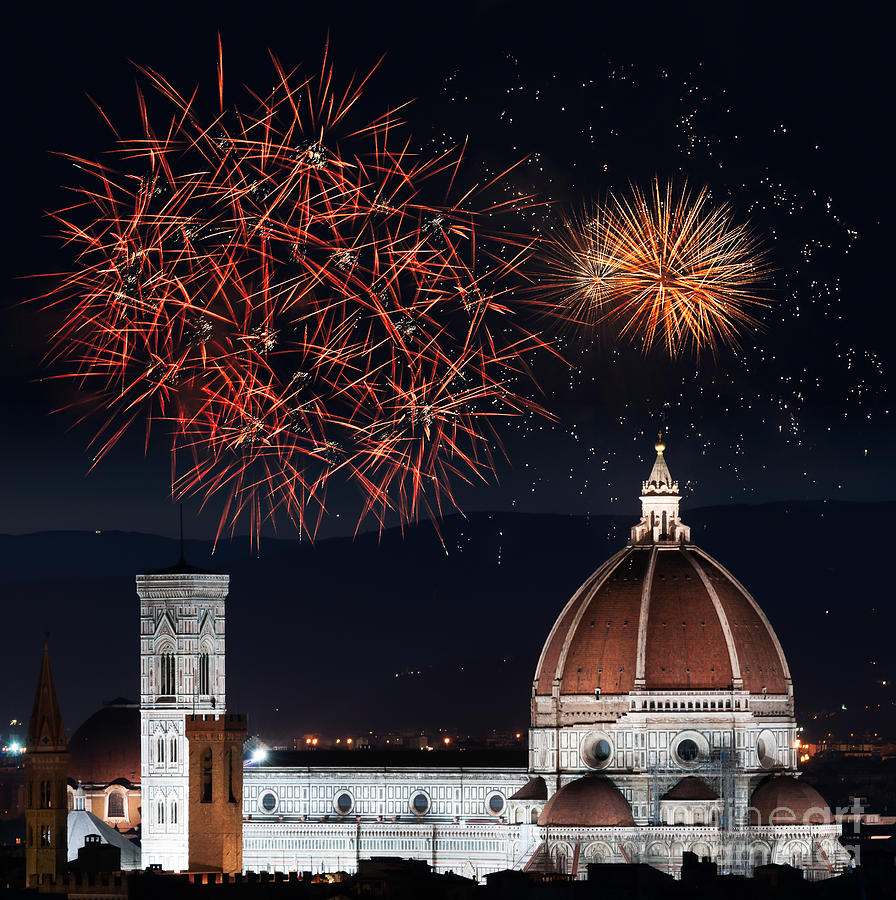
538 179 768 356
39 48 556 542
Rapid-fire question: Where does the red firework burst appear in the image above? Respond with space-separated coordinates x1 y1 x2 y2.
39 44 553 541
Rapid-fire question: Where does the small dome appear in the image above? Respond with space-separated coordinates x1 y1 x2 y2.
68 701 140 786
510 777 548 801
537 776 635 827
662 776 719 801
749 776 831 825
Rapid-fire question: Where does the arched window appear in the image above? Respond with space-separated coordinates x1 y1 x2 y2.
157 800 166 825
228 749 237 804
159 652 176 696
157 735 166 766
200 748 213 803
199 652 210 695
107 792 124 818
170 800 178 825
40 826 51 847
170 736 178 764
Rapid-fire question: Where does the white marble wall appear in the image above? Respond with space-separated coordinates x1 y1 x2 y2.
138 572 229 872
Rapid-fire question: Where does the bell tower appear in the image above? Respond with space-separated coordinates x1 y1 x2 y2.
25 639 68 885
138 554 229 872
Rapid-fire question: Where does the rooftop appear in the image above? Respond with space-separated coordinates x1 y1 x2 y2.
251 748 528 771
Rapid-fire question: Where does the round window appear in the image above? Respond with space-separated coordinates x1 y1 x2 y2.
486 792 505 816
410 792 431 815
260 792 277 813
592 739 611 762
581 733 614 769
756 731 777 769
677 739 699 762
334 791 354 815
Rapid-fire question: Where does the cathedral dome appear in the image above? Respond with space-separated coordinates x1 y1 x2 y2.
537 776 635 827
749 776 832 825
533 440 790 701
68 700 140 786
509 776 548 801
661 776 718 801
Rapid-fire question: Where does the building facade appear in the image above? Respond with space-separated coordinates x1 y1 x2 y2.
138 562 229 871
66 700 141 835
139 441 848 880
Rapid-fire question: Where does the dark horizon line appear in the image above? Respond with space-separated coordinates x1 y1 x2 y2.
0 496 890 542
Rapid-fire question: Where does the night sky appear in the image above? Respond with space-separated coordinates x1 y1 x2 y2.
1 2 891 539
0 5 893 737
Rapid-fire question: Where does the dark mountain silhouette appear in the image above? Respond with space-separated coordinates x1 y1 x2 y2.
0 501 889 745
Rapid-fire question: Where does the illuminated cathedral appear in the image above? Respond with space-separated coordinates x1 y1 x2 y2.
61 440 850 879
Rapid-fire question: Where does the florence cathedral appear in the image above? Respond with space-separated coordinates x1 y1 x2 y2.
52 440 848 880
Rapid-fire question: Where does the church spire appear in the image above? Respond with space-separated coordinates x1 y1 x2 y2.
630 435 691 544
25 637 68 885
28 638 66 751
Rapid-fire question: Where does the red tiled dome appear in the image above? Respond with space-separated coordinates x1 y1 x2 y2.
749 776 831 825
537 776 635 827
534 545 789 698
510 777 548 801
68 700 140 786
662 776 719 801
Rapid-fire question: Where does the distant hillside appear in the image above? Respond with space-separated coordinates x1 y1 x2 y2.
0 501 889 744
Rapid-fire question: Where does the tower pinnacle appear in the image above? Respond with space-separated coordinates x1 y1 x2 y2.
25 638 68 884
630 436 691 544
28 640 66 751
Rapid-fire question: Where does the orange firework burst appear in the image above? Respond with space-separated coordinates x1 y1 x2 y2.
540 180 768 356
37 44 553 542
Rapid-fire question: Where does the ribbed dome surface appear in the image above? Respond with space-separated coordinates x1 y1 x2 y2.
534 545 789 696
537 776 635 827
749 776 831 825
68 701 140 785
